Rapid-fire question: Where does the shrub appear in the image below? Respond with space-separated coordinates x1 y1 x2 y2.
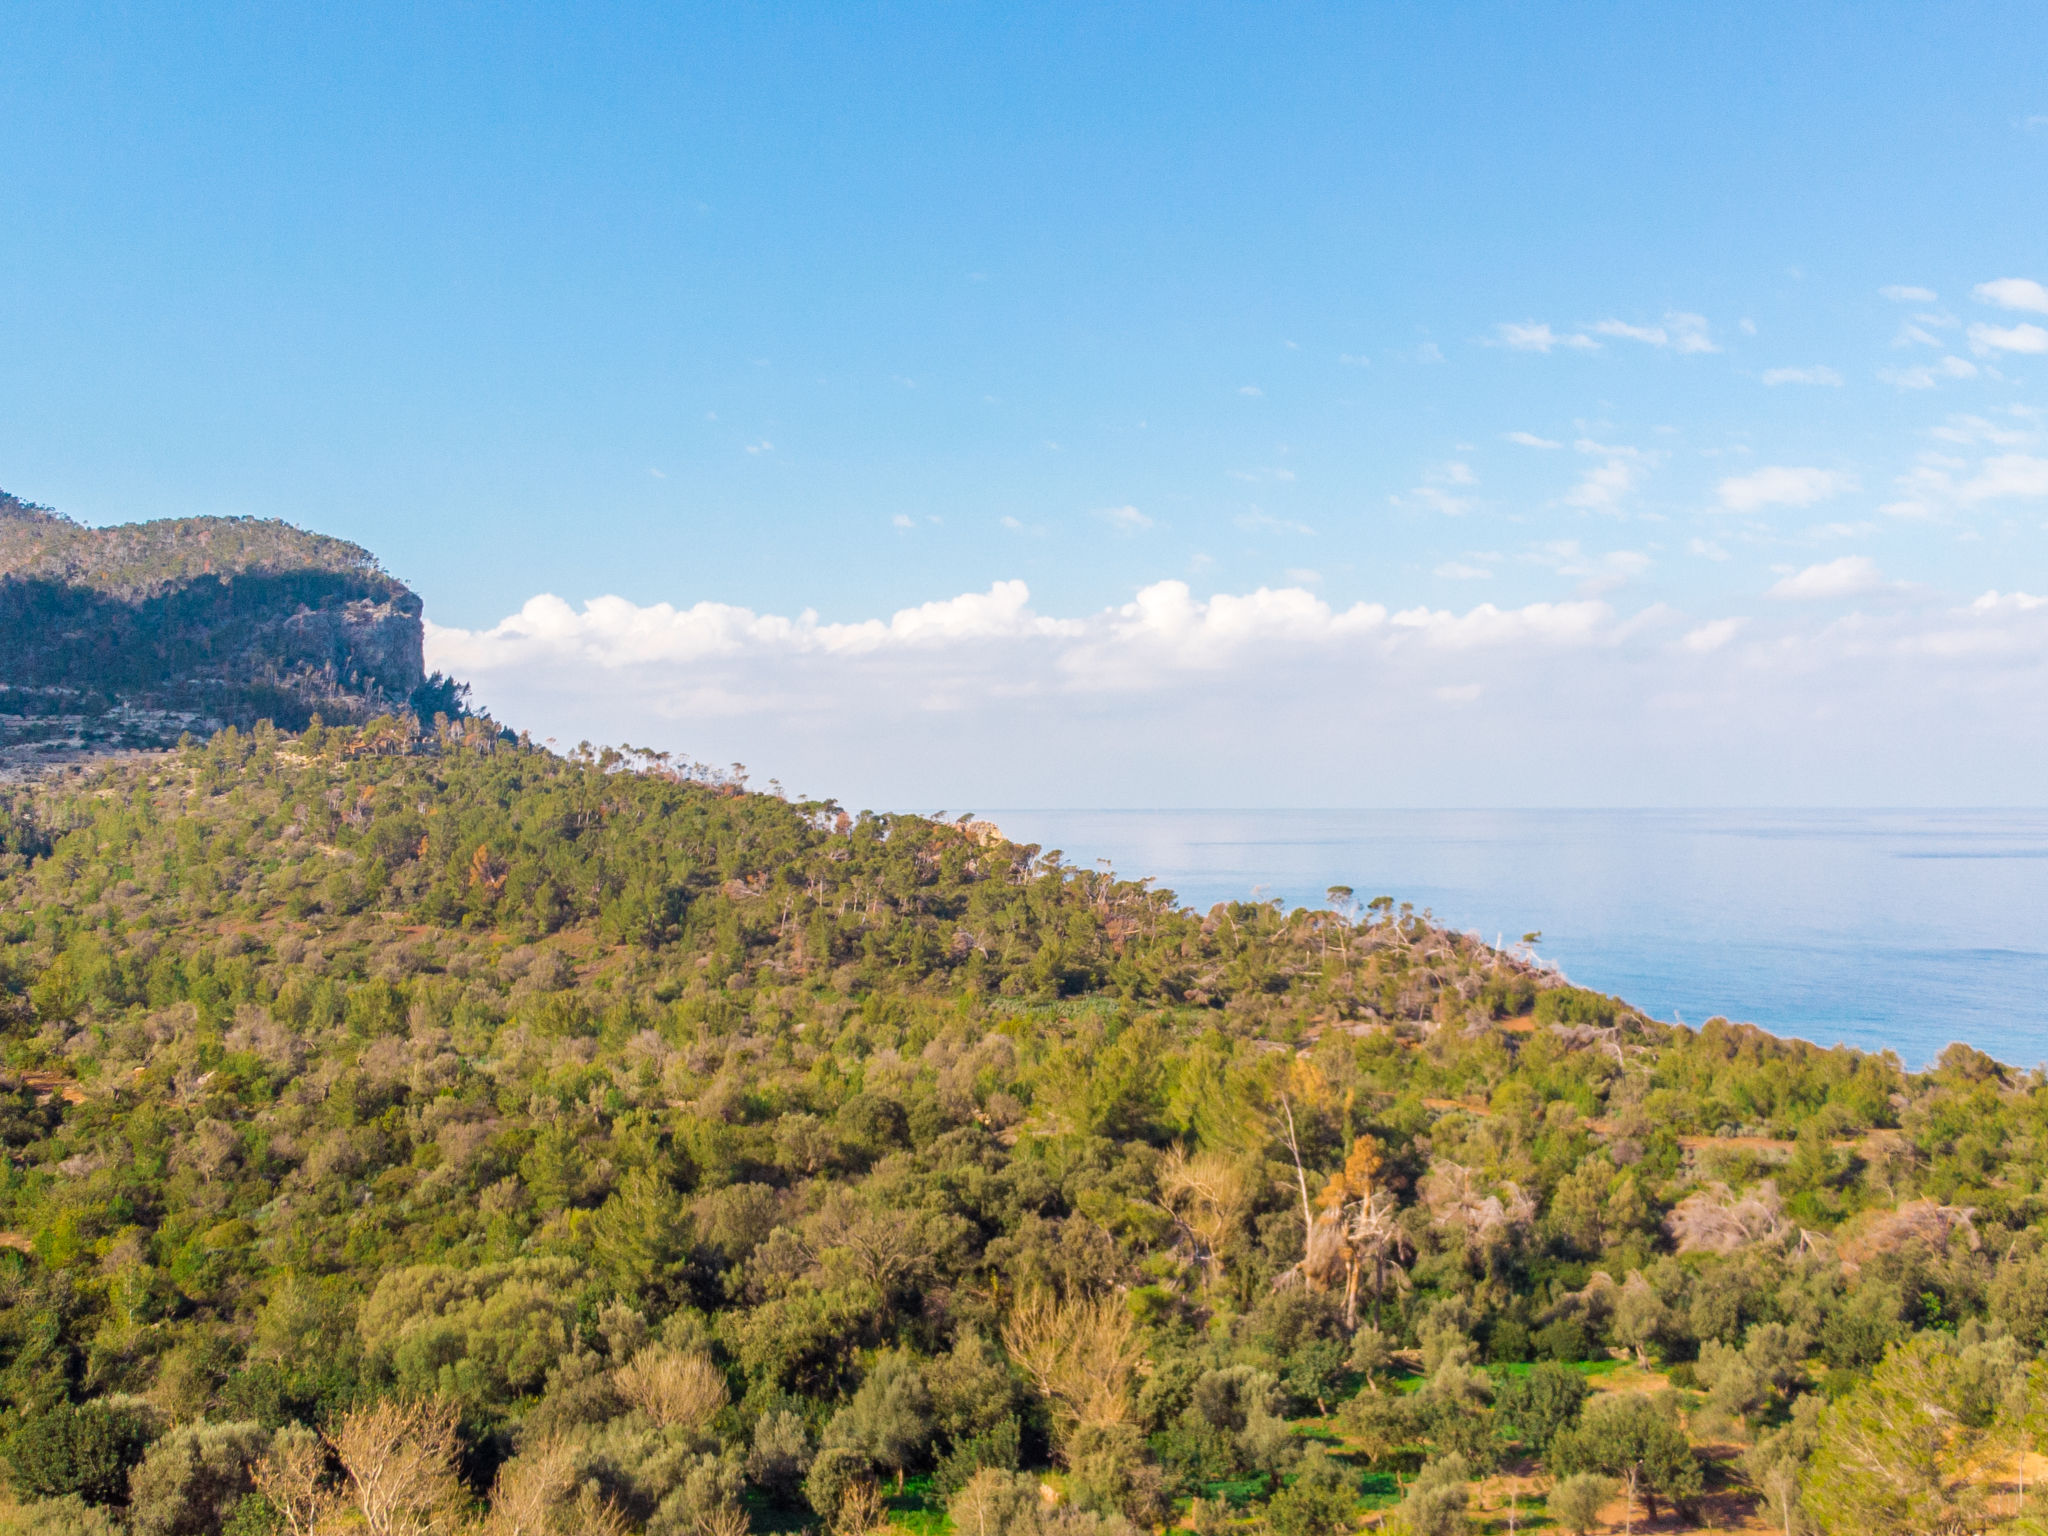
1533 1318 1591 1363
126 1421 271 1536
947 1468 1043 1536
1266 1445 1359 1536
1495 1362 1588 1457
1547 1473 1618 1536
0 1495 124 1535
1395 1453 1468 1536
933 1417 1022 1498
746 1408 813 1503
805 1445 873 1528
4 1402 156 1507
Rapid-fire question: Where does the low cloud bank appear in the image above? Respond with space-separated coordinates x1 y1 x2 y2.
428 579 2048 807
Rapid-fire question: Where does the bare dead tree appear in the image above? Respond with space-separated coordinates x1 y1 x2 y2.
613 1346 729 1431
327 1396 467 1536
1001 1288 1145 1446
252 1424 333 1536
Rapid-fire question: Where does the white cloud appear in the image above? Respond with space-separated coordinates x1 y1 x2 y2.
1562 460 1639 512
1882 285 1939 302
1681 617 1746 653
1761 365 1844 386
1588 551 1652 591
1969 321 2048 355
744 440 774 454
1974 589 2048 614
1238 385 1264 397
1893 318 1955 348
1405 490 1473 517
1558 441 1654 514
1505 431 1562 448
1586 312 1716 353
434 581 1630 691
1093 582 1388 661
1769 555 1884 599
427 575 2048 807
1666 313 1717 354
1717 466 1855 512
1960 454 2048 502
1525 540 1651 594
1929 414 2033 446
1434 683 1483 704
1573 438 1648 459
1493 322 1597 353
1974 278 2048 314
1100 505 1154 531
892 514 915 529
1434 562 1493 580
1400 461 1480 516
1688 538 1729 561
1881 355 1979 389
428 582 1084 679
1592 319 1666 345
1386 599 1612 648
1887 451 2048 517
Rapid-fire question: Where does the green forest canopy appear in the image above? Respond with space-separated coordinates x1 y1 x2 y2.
0 717 2040 1536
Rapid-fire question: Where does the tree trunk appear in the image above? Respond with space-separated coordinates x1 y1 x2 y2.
1280 1096 1314 1265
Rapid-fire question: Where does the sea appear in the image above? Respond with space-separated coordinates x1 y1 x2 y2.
974 809 2048 1071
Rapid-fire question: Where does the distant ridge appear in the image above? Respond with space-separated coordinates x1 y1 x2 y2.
0 490 449 770
0 489 390 598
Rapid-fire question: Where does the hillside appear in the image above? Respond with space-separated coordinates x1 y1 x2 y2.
0 494 437 771
0 719 2036 1535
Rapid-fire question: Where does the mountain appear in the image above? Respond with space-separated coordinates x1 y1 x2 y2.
0 719 2027 1536
0 512 2026 1536
0 492 435 769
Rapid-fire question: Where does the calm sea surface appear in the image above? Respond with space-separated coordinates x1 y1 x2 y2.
975 809 2048 1070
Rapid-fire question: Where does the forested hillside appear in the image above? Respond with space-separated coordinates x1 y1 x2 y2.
0 718 2039 1536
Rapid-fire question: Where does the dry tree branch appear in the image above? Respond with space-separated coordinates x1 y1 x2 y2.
1001 1288 1145 1440
253 1424 334 1536
614 1347 729 1431
327 1396 468 1536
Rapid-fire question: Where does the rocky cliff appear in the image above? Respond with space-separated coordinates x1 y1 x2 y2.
0 490 434 766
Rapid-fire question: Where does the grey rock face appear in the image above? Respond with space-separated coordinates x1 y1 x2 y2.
281 597 427 696
0 495 434 749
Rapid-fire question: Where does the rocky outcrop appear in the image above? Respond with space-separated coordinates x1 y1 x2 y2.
0 491 432 765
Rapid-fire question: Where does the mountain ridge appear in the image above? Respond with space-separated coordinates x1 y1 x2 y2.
0 492 440 771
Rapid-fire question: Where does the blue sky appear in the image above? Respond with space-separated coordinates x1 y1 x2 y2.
5 4 2048 805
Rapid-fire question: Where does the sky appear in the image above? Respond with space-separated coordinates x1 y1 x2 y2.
3 3 2048 807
